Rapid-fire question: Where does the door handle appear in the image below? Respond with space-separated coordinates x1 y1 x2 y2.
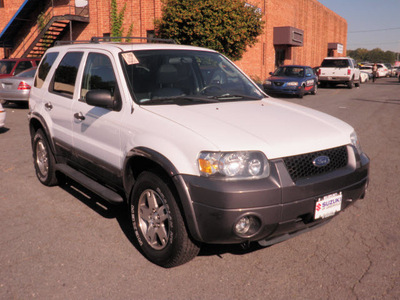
44 102 53 110
74 112 85 121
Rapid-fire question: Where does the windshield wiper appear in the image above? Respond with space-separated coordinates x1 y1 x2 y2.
209 93 262 101
139 95 219 105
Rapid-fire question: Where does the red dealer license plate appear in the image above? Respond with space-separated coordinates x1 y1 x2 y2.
314 192 342 220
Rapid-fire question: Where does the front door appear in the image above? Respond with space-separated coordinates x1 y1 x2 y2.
71 51 123 187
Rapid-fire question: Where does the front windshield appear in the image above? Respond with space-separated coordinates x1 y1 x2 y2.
120 49 264 104
273 66 304 77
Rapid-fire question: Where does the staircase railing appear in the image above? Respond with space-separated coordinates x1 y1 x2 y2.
11 1 89 58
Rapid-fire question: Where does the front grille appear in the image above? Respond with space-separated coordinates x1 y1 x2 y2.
274 82 284 86
283 146 348 182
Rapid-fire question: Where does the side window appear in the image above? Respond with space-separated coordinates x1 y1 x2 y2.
14 61 33 75
51 52 83 98
81 52 117 101
35 52 59 88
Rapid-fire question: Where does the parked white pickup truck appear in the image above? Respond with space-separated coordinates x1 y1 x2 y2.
318 57 361 88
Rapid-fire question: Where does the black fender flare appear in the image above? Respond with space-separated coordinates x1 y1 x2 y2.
123 147 203 242
28 112 56 155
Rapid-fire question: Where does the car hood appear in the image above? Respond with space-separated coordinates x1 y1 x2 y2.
141 98 353 159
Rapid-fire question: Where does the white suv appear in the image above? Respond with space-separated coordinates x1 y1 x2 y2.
318 57 361 88
28 39 369 267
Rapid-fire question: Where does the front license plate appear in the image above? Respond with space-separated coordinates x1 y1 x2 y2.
314 192 342 220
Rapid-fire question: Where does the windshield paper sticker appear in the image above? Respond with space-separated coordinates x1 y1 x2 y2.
122 52 139 65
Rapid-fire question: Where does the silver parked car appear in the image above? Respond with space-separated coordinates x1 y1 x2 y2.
0 103 6 128
0 67 36 105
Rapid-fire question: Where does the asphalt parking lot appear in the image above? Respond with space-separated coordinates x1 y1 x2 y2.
1 77 399 299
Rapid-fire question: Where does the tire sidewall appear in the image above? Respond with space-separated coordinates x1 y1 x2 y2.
130 172 182 266
33 129 57 186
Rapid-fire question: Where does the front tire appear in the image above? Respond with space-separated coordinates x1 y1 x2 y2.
311 82 318 95
297 85 305 98
32 129 58 186
130 171 200 268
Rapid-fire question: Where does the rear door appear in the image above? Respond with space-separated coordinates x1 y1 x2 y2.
37 51 84 159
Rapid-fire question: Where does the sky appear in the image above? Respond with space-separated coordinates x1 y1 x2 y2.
318 0 400 52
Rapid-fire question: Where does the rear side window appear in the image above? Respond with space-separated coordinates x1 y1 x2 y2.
50 52 83 98
14 61 33 75
35 52 59 88
321 59 349 68
0 61 16 75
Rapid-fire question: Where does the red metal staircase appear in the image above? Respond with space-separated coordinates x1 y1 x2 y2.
24 15 89 57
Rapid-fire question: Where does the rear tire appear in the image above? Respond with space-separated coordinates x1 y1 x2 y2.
347 78 354 89
130 171 200 268
32 129 58 186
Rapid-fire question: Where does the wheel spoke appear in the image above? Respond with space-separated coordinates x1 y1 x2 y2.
147 225 157 243
157 206 168 222
155 225 168 247
146 190 159 211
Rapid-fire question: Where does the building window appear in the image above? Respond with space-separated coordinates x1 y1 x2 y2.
0 0 4 8
147 30 155 39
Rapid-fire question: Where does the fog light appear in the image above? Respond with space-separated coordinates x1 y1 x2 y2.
235 217 251 234
234 215 261 237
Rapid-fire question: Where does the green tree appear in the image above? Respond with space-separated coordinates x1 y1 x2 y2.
155 0 264 61
110 0 132 41
348 48 397 64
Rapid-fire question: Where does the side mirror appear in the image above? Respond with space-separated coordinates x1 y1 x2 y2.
269 72 273 75
306 73 312 77
86 89 115 109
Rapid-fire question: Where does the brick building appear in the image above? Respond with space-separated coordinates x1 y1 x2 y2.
0 0 347 80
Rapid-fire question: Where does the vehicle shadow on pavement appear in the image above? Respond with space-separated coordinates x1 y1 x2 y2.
59 177 268 260
352 98 400 105
0 127 10 133
199 242 266 258
1 101 29 109
59 177 145 251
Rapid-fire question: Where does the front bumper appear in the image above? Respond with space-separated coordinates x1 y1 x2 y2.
176 148 369 245
264 85 300 95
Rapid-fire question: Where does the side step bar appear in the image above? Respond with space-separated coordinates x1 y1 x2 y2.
56 164 124 205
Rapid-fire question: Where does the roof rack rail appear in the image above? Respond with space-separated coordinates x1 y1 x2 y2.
90 36 177 44
55 40 92 46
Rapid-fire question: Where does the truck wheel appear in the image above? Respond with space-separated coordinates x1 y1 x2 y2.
32 129 58 186
347 78 354 89
130 171 200 268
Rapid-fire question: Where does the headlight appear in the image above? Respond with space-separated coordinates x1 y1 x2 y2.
350 131 363 155
265 80 272 85
198 151 270 179
286 82 299 86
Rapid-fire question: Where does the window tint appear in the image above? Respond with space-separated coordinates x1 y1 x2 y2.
321 59 349 68
0 61 16 75
35 52 59 88
273 66 304 77
81 52 117 101
14 61 33 75
51 52 83 98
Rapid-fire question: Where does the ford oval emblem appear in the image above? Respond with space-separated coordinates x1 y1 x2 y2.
313 155 330 167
